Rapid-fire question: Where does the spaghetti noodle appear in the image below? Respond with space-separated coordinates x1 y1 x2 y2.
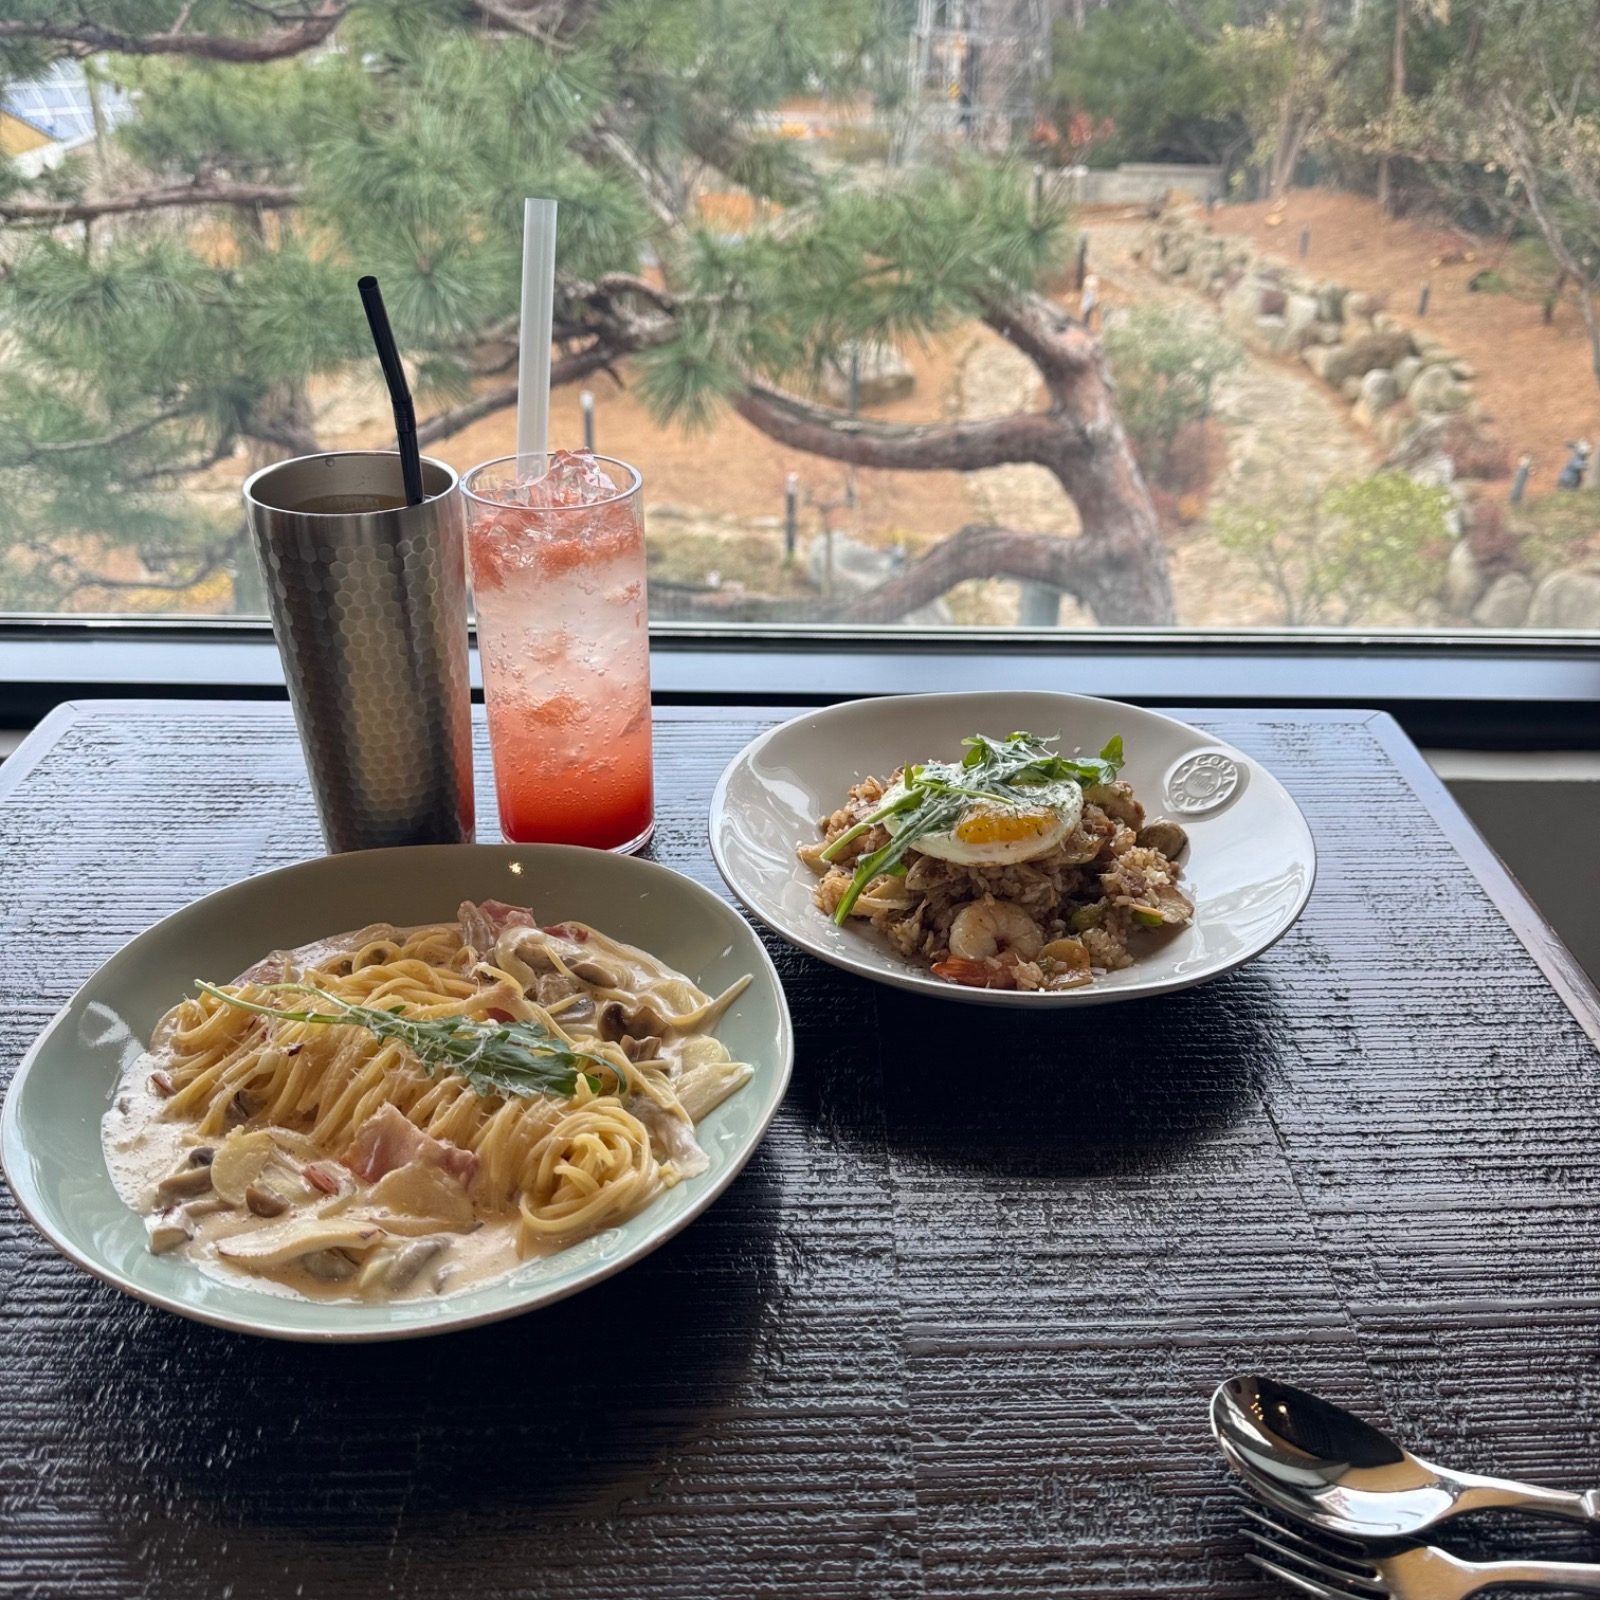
101 901 754 1302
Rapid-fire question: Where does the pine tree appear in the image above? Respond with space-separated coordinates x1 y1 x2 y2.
0 0 1172 623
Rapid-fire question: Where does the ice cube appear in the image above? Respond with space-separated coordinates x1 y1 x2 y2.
523 450 618 509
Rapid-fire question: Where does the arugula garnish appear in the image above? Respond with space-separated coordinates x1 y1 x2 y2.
819 731 1124 924
197 980 618 1101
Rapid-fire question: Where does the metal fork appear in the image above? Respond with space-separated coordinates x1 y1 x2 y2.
1243 1501 1600 1598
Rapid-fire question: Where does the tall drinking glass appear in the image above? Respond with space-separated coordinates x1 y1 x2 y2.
461 452 654 852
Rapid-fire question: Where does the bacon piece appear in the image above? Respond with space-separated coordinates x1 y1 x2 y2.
342 1103 478 1187
458 899 537 958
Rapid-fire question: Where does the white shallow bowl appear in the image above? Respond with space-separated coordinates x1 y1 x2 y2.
1 844 792 1341
710 692 1315 1008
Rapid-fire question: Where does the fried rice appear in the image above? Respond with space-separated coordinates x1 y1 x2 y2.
799 771 1193 992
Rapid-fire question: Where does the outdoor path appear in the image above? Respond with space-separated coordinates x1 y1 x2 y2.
946 214 1380 626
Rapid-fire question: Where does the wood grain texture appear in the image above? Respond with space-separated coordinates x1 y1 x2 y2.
1 701 1598 1600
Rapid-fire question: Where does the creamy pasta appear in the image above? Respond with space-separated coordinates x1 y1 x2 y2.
101 900 753 1302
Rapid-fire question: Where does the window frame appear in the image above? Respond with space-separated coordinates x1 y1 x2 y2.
3 616 1597 748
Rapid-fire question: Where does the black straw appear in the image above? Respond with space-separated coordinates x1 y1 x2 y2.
357 274 425 507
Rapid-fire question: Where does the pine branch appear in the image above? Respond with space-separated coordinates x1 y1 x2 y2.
828 525 1102 623
467 0 602 48
0 182 302 226
732 383 1065 473
414 339 632 446
0 2 346 63
0 406 192 465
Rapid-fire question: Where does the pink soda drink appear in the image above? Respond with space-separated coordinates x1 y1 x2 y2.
461 451 653 851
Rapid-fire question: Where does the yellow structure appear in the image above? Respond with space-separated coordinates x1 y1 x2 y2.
0 108 52 159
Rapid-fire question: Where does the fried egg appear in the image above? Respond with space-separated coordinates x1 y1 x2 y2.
883 777 1084 867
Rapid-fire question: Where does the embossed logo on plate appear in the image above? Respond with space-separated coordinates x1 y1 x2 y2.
1165 750 1244 816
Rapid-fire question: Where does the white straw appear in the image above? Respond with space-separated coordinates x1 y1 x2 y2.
515 197 557 464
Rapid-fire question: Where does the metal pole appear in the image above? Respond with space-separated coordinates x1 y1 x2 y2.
1417 281 1431 318
580 390 596 452
1075 235 1089 292
1510 454 1532 504
1299 225 1310 259
784 472 799 562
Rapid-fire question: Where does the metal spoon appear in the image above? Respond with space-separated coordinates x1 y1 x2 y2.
1211 1374 1600 1540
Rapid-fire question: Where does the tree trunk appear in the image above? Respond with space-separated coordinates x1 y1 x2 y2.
732 295 1174 625
1377 0 1407 215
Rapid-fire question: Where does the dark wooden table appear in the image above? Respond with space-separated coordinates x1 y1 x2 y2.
2 700 1599 1600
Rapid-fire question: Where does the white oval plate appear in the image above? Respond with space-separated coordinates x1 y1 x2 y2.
1 844 792 1341
709 692 1315 1007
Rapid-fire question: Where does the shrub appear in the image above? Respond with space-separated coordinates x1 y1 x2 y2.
1512 494 1600 577
1103 307 1242 490
1214 472 1454 624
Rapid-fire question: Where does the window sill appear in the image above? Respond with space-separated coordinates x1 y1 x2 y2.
2 620 1597 748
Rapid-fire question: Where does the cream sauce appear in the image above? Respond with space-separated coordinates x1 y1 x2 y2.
99 910 753 1305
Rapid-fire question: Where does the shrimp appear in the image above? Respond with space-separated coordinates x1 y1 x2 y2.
946 898 1044 961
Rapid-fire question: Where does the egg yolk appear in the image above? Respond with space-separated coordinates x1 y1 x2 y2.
954 808 1055 845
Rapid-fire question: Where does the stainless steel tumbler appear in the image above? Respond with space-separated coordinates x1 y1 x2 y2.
243 450 475 853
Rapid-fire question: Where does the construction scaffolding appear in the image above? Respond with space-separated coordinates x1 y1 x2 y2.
899 0 1052 158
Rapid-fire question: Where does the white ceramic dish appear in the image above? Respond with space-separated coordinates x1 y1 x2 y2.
0 844 792 1341
709 692 1315 1007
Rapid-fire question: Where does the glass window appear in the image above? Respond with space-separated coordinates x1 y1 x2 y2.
1 1 1598 638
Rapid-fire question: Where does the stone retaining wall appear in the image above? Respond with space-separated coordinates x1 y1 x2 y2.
1139 206 1600 629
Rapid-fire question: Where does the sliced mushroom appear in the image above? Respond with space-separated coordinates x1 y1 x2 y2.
1130 881 1195 929
1085 781 1145 831
245 1182 290 1218
182 1196 235 1220
155 1162 214 1200
383 1237 448 1293
216 1218 381 1271
1136 818 1189 860
300 1249 359 1283
621 1034 664 1063
597 1000 629 1042
570 957 625 990
146 1211 192 1254
1037 937 1094 989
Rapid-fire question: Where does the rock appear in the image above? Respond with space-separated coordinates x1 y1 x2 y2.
1445 539 1489 614
1342 376 1363 402
821 341 914 407
1281 293 1320 351
746 515 782 531
1471 572 1534 627
1255 313 1290 352
1450 359 1477 381
1414 335 1450 361
1407 451 1458 488
1345 290 1382 320
1527 566 1600 628
1410 364 1470 415
1314 322 1342 345
649 503 693 521
1222 274 1276 339
1372 311 1401 334
1323 328 1415 387
1315 283 1345 322
1352 367 1401 427
1393 355 1423 396
1374 408 1415 451
1302 344 1339 380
